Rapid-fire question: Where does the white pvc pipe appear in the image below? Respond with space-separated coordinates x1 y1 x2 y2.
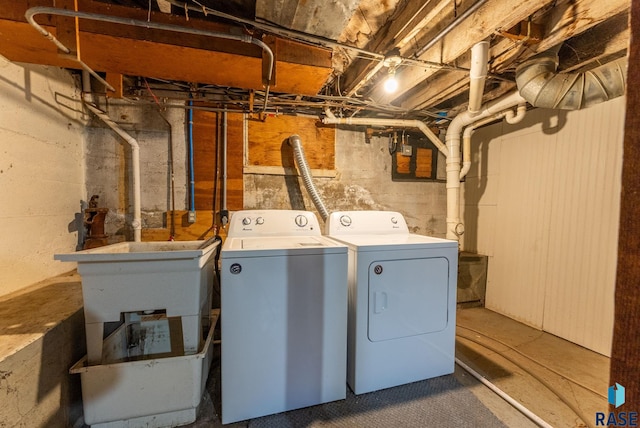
460 112 508 180
321 116 448 156
455 358 554 428
445 91 527 240
459 103 527 179
84 103 142 242
505 104 527 124
468 41 489 115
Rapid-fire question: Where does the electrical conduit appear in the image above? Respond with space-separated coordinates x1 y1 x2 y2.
288 135 329 221
188 95 195 215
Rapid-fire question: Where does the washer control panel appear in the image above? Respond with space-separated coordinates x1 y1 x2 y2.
228 210 321 237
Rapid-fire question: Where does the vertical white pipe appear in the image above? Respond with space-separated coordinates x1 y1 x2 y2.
84 103 142 242
446 91 527 240
459 112 510 180
468 41 489 115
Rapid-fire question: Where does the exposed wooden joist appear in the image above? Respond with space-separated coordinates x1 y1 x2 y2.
372 0 559 105
340 0 451 96
488 0 630 74
398 0 629 112
0 0 333 95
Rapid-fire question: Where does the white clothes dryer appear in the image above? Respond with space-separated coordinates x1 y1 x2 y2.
326 210 458 395
220 210 348 424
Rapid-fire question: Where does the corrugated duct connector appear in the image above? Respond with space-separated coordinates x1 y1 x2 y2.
288 134 329 221
515 46 627 110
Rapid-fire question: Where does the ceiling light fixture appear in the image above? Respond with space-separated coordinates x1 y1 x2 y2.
382 48 402 94
384 69 399 93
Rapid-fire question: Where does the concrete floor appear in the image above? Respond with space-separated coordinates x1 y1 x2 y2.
455 307 609 428
186 306 609 427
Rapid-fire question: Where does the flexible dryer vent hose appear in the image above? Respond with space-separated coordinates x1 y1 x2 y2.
288 134 329 221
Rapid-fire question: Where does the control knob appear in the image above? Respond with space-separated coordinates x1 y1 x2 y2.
295 215 308 227
340 215 352 227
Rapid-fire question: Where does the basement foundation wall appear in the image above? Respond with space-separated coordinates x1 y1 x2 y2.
86 112 447 239
84 102 188 240
0 58 85 298
245 129 448 236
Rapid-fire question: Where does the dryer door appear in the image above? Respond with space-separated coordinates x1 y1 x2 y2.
368 257 449 342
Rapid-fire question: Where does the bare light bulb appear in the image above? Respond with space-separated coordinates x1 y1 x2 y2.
384 72 398 93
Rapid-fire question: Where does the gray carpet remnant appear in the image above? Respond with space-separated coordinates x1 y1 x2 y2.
246 375 507 428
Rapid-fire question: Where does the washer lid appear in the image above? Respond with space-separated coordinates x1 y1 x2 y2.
327 233 457 251
221 235 347 257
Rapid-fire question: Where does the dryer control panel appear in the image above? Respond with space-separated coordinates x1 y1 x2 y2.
326 211 409 235
228 210 321 237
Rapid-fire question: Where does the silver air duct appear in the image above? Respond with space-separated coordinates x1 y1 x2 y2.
288 135 330 221
516 48 627 110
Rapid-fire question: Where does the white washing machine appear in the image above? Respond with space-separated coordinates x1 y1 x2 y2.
220 210 348 424
326 210 458 395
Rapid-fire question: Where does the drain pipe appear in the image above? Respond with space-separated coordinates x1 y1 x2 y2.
84 103 142 242
288 135 329 221
446 91 527 240
468 41 489 116
459 113 505 180
321 116 448 156
459 104 526 180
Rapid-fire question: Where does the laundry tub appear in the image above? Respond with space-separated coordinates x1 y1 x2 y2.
55 239 219 364
70 310 219 428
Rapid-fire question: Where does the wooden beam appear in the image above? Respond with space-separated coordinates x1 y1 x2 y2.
370 0 557 105
0 0 332 95
105 73 123 98
55 0 80 56
398 0 629 111
0 19 331 95
489 0 629 74
340 0 451 95
610 0 640 412
376 0 628 106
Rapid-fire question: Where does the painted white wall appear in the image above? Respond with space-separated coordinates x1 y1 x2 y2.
461 97 625 356
0 57 85 297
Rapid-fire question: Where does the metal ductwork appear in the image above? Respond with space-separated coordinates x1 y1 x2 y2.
516 48 627 110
